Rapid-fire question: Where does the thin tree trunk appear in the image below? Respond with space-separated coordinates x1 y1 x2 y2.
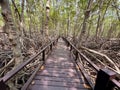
41 0 45 35
97 0 111 38
45 0 50 38
113 0 120 21
20 0 26 36
73 0 79 44
95 0 103 40
78 0 93 46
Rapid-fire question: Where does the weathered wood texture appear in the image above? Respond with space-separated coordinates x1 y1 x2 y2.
28 39 90 90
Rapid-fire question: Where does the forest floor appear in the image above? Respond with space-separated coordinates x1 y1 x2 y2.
84 37 120 71
70 37 120 80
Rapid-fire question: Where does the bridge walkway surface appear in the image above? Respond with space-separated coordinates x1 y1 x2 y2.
28 38 90 90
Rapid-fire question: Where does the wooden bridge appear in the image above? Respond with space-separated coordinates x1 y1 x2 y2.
0 37 120 90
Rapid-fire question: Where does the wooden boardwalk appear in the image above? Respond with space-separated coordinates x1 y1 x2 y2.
28 39 89 90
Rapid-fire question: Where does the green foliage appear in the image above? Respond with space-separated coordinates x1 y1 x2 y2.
0 8 4 26
1 0 120 37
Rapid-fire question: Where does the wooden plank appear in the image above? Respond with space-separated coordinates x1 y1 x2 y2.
43 67 77 74
31 80 85 88
36 74 80 79
46 57 73 64
28 85 88 90
45 65 75 69
46 61 74 64
38 70 78 77
44 66 76 70
34 76 83 83
45 63 74 67
38 69 75 74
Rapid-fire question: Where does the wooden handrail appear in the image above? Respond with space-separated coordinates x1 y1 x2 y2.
0 38 58 83
62 37 98 88
21 63 44 90
62 37 99 71
111 79 120 89
62 37 120 90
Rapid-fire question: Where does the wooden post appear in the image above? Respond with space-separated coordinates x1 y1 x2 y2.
75 51 78 61
53 41 55 46
42 50 45 63
94 68 116 90
70 46 72 51
50 44 52 51
67 42 69 47
0 80 9 90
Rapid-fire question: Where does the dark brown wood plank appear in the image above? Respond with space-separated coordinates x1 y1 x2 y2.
28 85 88 90
37 70 79 77
31 80 85 88
45 65 74 68
41 67 78 74
34 75 81 83
45 64 74 68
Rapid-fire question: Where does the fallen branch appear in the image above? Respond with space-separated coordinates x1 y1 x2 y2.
85 50 120 74
0 58 14 72
80 46 120 74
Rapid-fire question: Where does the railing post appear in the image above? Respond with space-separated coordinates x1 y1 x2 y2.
66 41 69 47
75 51 78 61
42 50 45 63
70 46 72 51
0 80 9 90
53 41 56 46
94 68 116 90
50 44 52 51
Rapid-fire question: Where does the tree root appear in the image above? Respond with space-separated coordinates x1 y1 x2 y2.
80 46 120 74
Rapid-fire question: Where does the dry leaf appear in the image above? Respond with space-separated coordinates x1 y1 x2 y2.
31 81 35 85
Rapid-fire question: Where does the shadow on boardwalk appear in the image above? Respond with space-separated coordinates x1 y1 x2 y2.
28 38 89 90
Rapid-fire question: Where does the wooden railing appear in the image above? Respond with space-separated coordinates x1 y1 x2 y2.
62 37 120 90
0 38 58 90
